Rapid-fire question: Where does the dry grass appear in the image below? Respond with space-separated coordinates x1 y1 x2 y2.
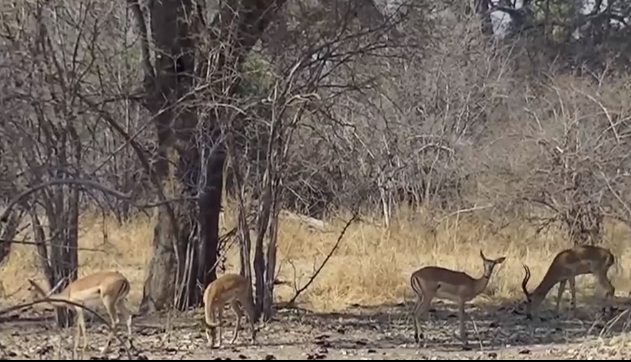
2 206 631 314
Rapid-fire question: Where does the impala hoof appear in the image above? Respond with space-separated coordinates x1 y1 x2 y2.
414 333 425 346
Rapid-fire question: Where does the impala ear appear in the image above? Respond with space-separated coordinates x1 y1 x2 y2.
496 257 506 264
27 279 45 298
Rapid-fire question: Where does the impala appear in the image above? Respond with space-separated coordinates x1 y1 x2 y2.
28 271 133 355
409 250 506 347
203 273 257 348
521 245 615 318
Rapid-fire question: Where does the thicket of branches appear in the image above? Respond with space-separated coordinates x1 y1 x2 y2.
1 0 631 325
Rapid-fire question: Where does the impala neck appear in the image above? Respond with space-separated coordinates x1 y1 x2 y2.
529 269 557 307
41 290 71 308
473 272 493 295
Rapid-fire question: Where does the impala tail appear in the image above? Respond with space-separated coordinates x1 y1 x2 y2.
112 278 131 303
409 272 423 297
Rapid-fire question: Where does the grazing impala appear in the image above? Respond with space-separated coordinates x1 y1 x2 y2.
409 250 506 347
28 271 133 355
521 245 615 319
203 273 257 348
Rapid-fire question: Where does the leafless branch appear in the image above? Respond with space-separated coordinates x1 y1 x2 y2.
287 210 359 305
0 179 132 223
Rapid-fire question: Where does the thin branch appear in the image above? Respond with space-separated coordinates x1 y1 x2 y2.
0 179 132 223
600 171 631 218
0 239 108 252
434 204 494 225
77 93 180 244
136 196 204 209
287 211 359 305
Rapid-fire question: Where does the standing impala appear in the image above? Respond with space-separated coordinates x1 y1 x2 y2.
409 250 506 347
203 273 257 348
521 245 615 319
28 270 133 355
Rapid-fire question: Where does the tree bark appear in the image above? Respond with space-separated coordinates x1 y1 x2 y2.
194 137 224 304
263 188 281 320
0 211 23 265
138 0 227 312
137 0 287 313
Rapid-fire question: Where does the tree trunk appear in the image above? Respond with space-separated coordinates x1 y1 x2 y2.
137 0 287 313
141 132 225 312
194 135 224 304
40 183 79 328
0 211 23 264
140 206 179 313
263 187 281 320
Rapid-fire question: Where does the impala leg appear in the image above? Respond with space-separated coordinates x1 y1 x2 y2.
556 280 566 315
411 294 423 345
206 307 218 348
75 308 89 353
417 293 433 347
412 292 428 345
420 294 433 320
568 277 577 313
216 305 224 348
229 301 243 345
101 296 120 354
458 301 468 347
238 296 257 344
72 309 82 357
205 325 215 348
596 270 615 299
116 300 134 347
596 271 615 314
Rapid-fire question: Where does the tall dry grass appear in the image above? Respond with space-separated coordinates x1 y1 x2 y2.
1 206 630 313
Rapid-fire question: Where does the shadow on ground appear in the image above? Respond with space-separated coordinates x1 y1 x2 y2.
272 295 631 351
2 295 631 359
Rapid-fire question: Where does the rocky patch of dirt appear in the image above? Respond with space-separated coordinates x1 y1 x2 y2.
1 300 631 360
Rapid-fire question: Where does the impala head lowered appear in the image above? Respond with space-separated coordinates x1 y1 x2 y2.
27 271 134 356
520 245 616 319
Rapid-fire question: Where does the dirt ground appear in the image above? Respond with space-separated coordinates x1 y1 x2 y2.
2 300 631 360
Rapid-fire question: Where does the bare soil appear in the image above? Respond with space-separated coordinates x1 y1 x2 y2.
2 300 631 360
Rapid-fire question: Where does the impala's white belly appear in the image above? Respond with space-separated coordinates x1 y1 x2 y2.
434 285 462 301
74 297 103 308
69 287 103 307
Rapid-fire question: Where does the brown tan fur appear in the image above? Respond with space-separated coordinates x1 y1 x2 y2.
410 250 506 347
203 273 256 348
28 271 133 355
521 245 615 318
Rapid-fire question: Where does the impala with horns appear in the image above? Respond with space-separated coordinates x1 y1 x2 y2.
409 250 506 347
521 245 615 319
28 271 133 355
203 273 257 348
